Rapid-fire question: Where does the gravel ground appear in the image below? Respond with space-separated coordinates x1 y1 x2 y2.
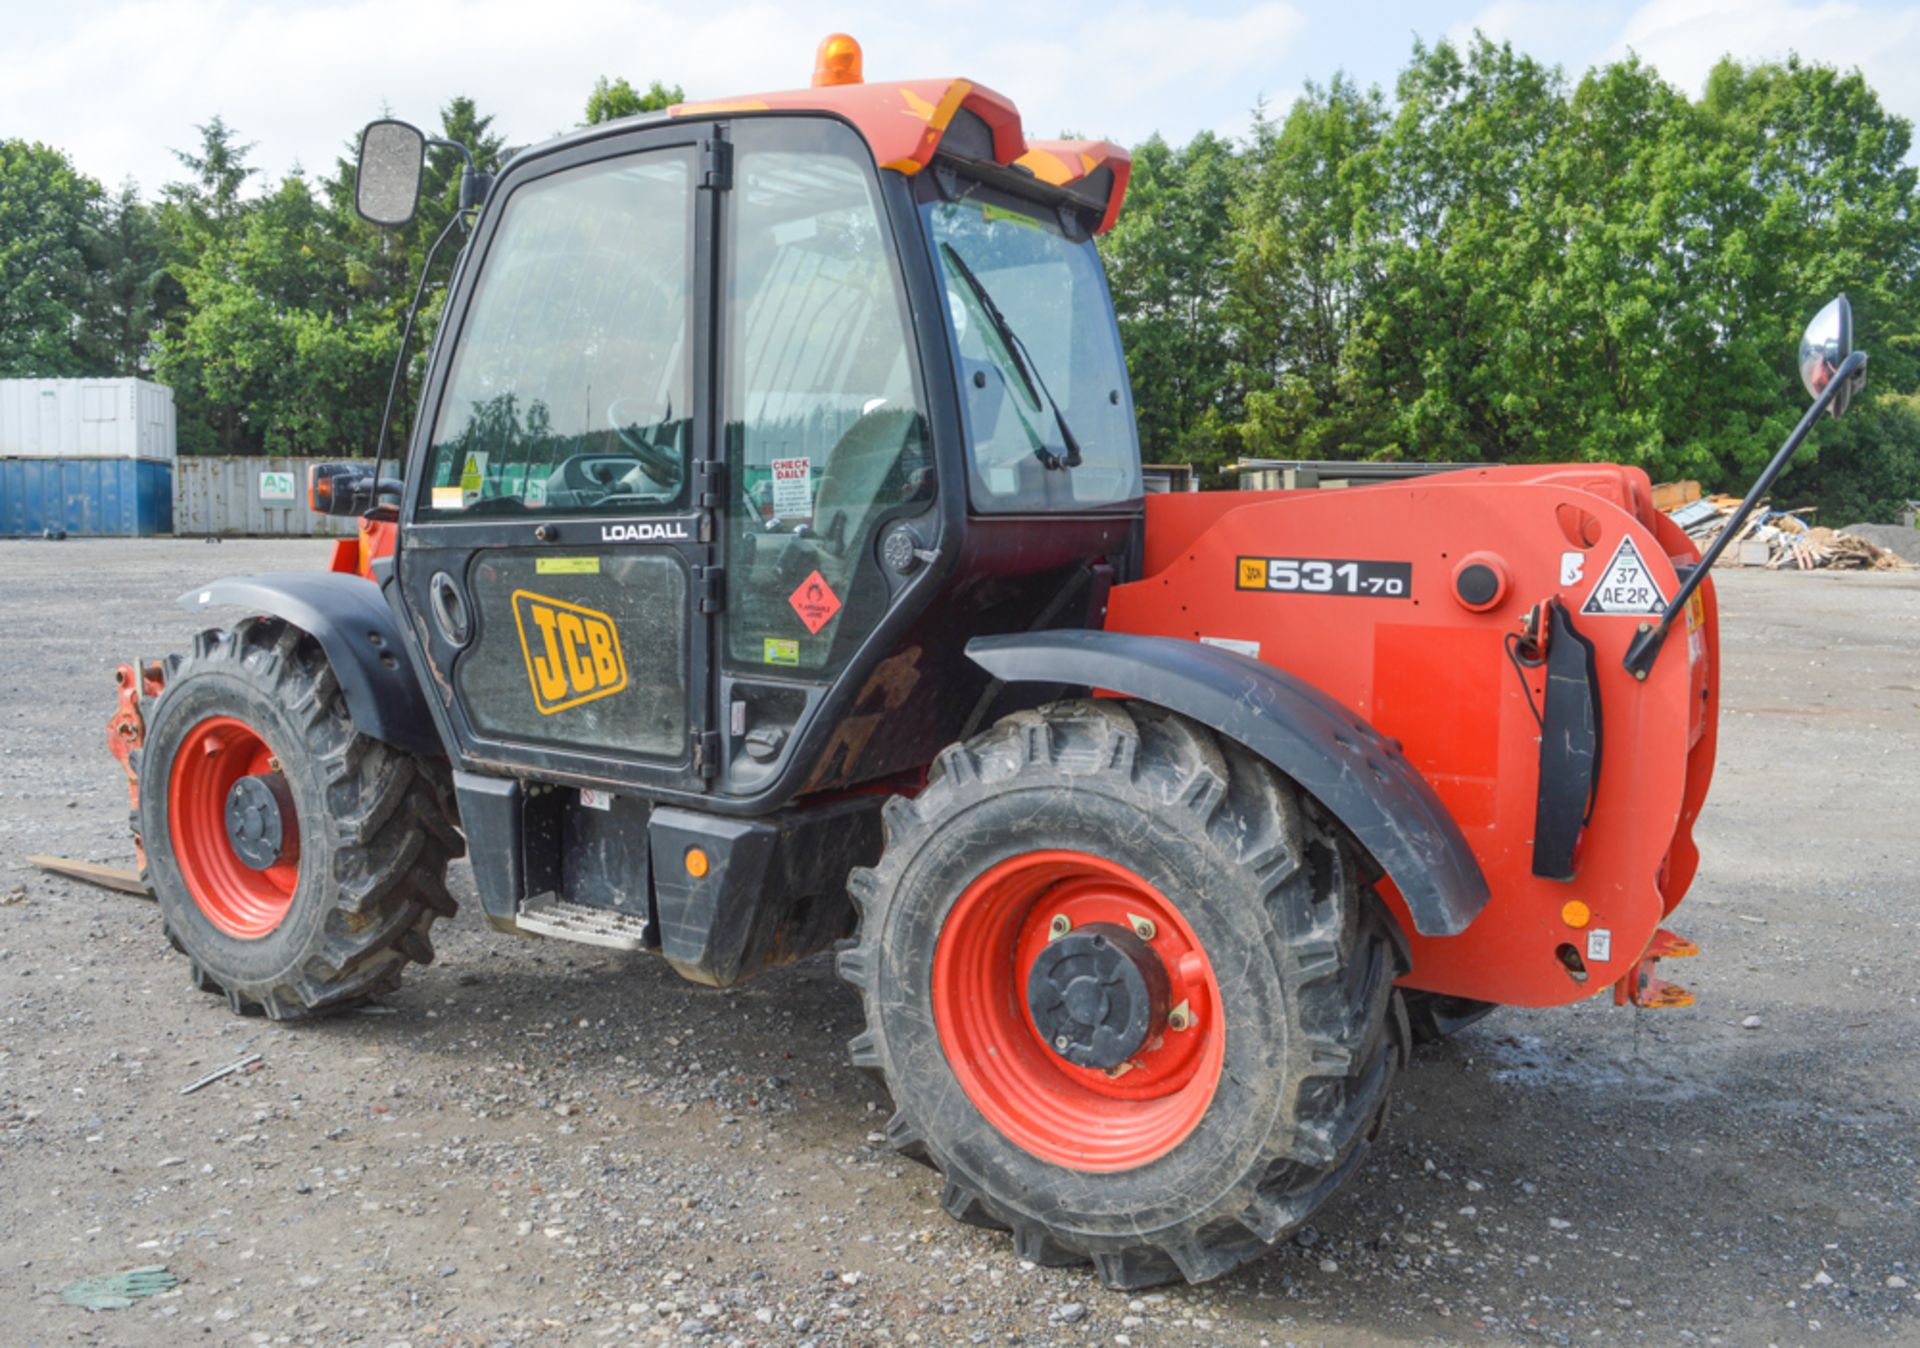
1 538 1916 1347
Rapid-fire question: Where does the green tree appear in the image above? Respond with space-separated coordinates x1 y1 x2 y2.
1101 131 1240 474
1226 78 1392 464
79 180 169 375
0 139 102 376
584 77 683 125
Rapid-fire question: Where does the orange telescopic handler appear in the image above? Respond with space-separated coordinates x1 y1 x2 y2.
104 35 1867 1287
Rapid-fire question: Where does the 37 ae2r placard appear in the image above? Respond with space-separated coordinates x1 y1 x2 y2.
1236 556 1414 598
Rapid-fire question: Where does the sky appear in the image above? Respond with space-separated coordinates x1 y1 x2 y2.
4 0 1919 196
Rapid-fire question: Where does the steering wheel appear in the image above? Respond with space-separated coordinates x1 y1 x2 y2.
561 454 648 498
607 395 682 487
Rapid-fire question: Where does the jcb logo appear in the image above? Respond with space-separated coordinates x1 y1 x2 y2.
512 591 628 715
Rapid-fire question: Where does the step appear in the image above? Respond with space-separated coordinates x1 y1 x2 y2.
515 896 650 951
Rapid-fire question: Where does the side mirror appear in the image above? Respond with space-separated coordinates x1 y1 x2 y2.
1799 294 1862 417
356 119 426 227
309 462 373 516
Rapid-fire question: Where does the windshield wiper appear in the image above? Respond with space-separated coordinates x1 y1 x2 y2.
939 243 1083 470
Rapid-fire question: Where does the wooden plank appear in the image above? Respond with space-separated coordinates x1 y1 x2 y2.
1652 479 1702 512
26 855 151 897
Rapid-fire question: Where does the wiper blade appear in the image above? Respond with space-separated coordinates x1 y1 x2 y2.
939 243 1083 470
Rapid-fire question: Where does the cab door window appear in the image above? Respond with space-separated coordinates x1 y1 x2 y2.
722 119 932 674
420 151 694 517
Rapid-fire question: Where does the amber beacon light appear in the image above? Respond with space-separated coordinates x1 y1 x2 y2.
812 33 863 87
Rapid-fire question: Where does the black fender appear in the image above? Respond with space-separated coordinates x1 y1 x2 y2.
178 572 443 758
966 630 1490 937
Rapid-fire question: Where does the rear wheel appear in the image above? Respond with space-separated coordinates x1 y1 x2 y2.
139 618 461 1019
837 700 1409 1288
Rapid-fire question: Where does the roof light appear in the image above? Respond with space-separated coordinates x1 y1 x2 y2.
813 32 863 87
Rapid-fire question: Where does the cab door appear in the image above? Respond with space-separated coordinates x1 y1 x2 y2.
396 123 720 791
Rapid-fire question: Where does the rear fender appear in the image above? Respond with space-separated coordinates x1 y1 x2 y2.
179 572 442 757
965 630 1491 938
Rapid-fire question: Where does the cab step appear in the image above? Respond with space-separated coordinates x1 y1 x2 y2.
515 896 650 951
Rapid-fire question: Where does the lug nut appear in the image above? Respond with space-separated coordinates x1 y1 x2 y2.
1047 914 1071 941
1127 913 1157 941
1053 1034 1071 1052
1167 1000 1194 1033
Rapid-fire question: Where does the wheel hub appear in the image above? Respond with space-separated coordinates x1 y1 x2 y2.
1026 922 1170 1070
224 773 296 871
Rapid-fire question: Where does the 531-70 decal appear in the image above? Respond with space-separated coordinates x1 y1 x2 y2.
1236 556 1413 598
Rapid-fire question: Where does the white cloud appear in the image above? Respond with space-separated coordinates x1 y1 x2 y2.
1447 1 1622 60
1610 0 1920 125
0 0 1307 194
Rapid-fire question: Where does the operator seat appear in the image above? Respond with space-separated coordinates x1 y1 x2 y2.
808 405 925 585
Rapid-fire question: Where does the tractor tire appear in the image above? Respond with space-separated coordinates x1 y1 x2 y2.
138 617 461 1020
836 699 1409 1289
1402 990 1497 1045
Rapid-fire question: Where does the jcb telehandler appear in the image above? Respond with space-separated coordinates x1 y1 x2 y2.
107 35 1867 1288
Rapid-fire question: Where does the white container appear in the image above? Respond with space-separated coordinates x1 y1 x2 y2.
0 378 176 461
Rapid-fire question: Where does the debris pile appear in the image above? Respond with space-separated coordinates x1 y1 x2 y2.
1657 482 1912 571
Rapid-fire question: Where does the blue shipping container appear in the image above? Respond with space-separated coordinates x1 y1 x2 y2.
0 457 173 537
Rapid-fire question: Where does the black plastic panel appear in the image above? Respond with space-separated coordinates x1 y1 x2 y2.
454 549 689 757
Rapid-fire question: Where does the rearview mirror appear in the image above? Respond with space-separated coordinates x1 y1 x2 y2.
1799 294 1856 416
356 119 426 227
309 462 373 516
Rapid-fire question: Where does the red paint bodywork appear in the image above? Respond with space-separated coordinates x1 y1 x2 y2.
329 515 398 580
1109 465 1717 1009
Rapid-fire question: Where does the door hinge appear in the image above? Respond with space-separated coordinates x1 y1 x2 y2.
693 729 721 780
694 460 726 511
697 564 725 615
700 138 733 191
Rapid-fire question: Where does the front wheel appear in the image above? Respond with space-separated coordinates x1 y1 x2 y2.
139 617 461 1019
837 700 1408 1288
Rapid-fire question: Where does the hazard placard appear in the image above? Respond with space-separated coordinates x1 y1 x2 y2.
1580 536 1669 616
788 569 842 635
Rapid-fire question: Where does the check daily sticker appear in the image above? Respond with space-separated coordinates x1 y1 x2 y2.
770 457 812 519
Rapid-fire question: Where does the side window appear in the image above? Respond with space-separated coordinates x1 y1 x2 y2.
419 149 693 518
722 120 931 674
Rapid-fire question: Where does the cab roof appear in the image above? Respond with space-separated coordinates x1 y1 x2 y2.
669 76 1132 234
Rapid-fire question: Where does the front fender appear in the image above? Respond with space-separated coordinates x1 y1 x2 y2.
965 630 1490 937
179 572 442 757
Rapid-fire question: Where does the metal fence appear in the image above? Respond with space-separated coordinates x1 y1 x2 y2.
1230 459 1476 492
173 456 368 537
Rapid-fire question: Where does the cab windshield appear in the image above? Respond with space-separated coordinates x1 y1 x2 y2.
923 193 1140 512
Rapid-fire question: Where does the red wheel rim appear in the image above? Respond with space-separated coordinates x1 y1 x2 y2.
167 716 299 939
931 850 1224 1171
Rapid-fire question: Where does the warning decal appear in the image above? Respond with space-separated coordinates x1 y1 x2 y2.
1580 536 1669 616
770 456 813 520
788 570 842 635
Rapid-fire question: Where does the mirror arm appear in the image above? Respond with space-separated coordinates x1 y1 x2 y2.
368 210 469 513
1623 348 1868 680
425 137 491 214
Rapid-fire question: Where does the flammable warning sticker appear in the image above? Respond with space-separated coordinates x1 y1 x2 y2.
1580 536 1669 616
788 570 842 635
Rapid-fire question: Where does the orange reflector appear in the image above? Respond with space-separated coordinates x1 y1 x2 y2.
684 846 710 879
1561 900 1591 929
812 32 863 87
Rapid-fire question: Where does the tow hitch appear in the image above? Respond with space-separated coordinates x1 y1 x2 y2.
1615 927 1700 1008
